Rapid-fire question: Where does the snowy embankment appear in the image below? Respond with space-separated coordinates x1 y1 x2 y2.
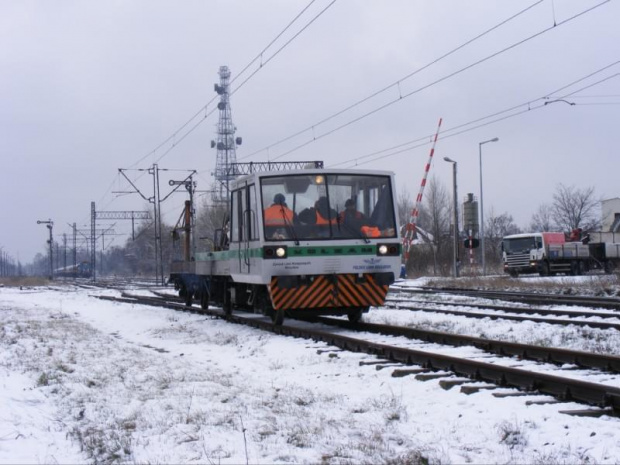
1 283 620 464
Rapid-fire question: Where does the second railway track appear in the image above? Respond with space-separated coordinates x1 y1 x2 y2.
95 289 620 416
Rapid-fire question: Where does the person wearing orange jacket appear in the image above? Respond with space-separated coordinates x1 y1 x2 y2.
264 193 295 227
339 198 381 237
314 196 338 225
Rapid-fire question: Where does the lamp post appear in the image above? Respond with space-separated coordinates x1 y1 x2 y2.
443 157 459 278
478 137 499 275
37 219 54 280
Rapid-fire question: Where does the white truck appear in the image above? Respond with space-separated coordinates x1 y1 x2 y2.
502 231 620 277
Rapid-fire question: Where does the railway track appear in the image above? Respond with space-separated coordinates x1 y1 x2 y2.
387 286 620 330
392 285 620 310
95 290 620 416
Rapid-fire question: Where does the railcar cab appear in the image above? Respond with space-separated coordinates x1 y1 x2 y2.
225 168 400 324
226 168 399 274
258 171 398 242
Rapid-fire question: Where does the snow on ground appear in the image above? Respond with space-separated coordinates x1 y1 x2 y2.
1 282 620 464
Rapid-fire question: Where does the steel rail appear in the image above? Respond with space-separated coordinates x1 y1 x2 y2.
95 292 620 413
386 295 619 320
384 301 620 331
312 317 620 373
392 286 620 310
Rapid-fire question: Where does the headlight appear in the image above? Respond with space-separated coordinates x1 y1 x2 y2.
263 245 288 259
376 243 400 256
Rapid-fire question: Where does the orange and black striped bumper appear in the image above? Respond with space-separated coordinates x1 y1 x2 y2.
268 274 389 310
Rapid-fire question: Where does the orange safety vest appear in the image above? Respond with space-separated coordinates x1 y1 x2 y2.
339 210 364 222
361 225 381 237
264 205 294 226
316 210 337 225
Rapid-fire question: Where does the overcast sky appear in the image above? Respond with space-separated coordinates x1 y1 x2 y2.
1 0 618 263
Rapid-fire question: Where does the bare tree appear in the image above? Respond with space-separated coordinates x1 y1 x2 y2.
529 203 555 231
416 176 451 276
485 208 520 270
397 187 413 228
194 196 228 252
551 184 600 232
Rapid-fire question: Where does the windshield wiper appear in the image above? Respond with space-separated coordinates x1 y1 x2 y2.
279 207 300 245
337 216 371 244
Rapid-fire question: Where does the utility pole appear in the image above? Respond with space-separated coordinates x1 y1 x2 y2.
169 176 196 260
37 219 54 280
478 137 499 275
119 166 194 286
73 223 77 270
443 157 459 278
63 233 67 272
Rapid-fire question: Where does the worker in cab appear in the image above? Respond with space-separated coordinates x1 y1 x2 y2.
339 198 365 223
339 198 381 238
264 193 295 227
315 196 338 225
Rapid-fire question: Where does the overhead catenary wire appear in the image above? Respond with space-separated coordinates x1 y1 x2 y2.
245 0 611 163
328 60 620 168
128 0 329 170
94 0 335 219
238 0 545 162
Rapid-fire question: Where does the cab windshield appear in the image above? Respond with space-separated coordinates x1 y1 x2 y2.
261 173 397 241
503 237 538 254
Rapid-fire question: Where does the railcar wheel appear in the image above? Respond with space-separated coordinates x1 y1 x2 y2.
200 291 209 310
185 290 193 307
347 308 364 323
223 286 232 316
272 308 285 326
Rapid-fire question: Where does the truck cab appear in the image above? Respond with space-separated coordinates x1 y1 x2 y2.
502 232 564 276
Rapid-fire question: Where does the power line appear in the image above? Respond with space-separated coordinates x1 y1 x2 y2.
95 0 334 215
245 0 610 163
230 0 320 86
132 0 334 169
239 0 545 162
330 61 620 168
230 0 338 97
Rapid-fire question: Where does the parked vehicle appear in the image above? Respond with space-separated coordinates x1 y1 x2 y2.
502 230 620 276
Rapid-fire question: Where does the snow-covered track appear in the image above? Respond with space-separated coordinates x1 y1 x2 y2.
312 316 620 373
384 299 620 330
393 285 620 310
94 291 620 415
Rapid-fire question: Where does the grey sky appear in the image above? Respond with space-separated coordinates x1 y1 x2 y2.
1 0 618 263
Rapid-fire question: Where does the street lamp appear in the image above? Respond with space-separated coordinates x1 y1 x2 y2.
443 157 459 278
478 137 499 275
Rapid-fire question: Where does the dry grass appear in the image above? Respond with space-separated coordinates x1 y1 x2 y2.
0 276 51 287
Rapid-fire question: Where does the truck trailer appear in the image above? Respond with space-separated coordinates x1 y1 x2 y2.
502 231 620 277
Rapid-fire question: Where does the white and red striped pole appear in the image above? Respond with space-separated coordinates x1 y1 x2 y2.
403 118 443 260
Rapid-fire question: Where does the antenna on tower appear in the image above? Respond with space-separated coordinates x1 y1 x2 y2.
211 65 242 205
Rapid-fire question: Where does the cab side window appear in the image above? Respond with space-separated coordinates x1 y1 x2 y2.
231 190 242 243
248 184 258 240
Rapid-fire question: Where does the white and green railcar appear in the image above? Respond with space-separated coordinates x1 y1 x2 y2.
169 168 401 325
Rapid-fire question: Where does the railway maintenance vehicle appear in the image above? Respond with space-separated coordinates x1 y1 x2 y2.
169 163 401 325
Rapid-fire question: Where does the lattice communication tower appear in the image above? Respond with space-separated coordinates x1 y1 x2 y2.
211 65 242 204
